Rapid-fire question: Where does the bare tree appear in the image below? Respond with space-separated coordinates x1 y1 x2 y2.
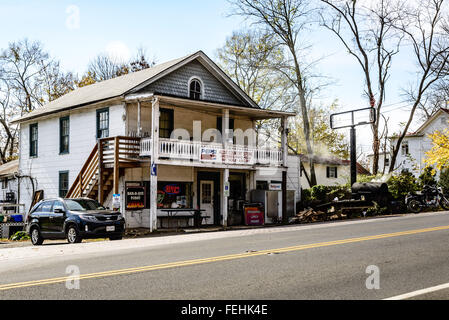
217 30 297 146
228 0 319 186
87 48 155 82
87 54 126 81
0 39 74 163
0 39 52 114
320 0 403 175
389 0 449 173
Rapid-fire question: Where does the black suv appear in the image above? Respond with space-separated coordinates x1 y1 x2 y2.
26 198 125 245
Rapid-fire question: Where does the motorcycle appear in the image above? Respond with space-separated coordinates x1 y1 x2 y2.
405 185 449 213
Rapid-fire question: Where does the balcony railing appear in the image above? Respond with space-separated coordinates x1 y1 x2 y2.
140 138 282 166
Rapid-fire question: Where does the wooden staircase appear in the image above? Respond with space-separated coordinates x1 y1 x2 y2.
66 136 145 203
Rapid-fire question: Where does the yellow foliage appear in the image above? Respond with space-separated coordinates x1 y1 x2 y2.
424 129 449 170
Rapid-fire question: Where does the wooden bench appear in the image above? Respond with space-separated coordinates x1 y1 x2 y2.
158 209 209 228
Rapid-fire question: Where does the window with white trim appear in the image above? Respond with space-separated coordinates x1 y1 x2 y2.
189 78 202 100
401 141 409 156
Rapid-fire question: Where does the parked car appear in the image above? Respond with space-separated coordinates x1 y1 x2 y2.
26 198 125 245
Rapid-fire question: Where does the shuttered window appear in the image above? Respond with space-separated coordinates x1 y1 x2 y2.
327 166 338 178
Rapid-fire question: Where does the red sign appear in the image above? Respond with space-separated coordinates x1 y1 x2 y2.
163 184 181 195
244 207 264 226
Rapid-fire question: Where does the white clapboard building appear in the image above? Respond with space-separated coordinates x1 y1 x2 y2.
12 51 300 230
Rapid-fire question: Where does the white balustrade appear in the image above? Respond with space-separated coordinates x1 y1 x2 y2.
140 138 152 156
139 137 282 166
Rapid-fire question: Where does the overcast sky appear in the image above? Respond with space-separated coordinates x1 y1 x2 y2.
0 0 427 157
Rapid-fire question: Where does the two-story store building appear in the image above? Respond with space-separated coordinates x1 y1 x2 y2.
12 51 298 231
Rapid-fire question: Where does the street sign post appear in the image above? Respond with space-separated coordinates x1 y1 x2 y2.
330 107 376 187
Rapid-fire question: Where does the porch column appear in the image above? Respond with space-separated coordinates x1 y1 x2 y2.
137 100 142 137
222 109 230 228
281 116 289 224
281 116 288 167
222 168 229 228
150 98 160 232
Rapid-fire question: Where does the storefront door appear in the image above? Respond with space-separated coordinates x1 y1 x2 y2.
200 180 214 225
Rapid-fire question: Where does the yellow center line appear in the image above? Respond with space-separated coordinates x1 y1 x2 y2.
1 224 449 291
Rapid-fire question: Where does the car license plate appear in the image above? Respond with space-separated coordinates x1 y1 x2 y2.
106 226 115 232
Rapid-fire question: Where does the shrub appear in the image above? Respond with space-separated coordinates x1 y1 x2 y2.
439 167 449 195
10 231 30 241
387 171 419 201
419 166 437 187
357 175 377 183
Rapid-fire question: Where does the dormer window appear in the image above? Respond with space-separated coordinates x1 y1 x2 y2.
189 78 202 100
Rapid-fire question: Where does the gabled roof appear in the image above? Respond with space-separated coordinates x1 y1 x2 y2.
414 108 449 134
300 154 370 174
12 51 260 124
388 108 449 141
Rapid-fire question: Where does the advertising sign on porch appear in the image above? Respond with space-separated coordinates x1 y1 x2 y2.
126 186 146 210
200 147 218 162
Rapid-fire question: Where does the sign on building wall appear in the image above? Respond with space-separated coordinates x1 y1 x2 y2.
126 186 146 210
112 194 121 209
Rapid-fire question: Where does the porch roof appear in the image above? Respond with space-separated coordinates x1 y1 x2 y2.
154 95 296 119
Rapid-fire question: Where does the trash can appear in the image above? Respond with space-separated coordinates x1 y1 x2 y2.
11 215 23 222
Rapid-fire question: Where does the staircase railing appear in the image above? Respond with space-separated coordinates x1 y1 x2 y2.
66 136 142 200
66 143 99 198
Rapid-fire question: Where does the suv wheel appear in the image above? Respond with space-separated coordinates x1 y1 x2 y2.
30 227 44 246
66 226 82 244
109 236 123 241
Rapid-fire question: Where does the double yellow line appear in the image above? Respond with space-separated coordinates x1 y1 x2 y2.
2 224 449 291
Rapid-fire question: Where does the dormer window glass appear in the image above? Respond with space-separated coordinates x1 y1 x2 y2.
189 79 202 100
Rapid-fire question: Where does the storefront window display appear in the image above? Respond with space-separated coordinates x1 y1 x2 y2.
157 182 192 209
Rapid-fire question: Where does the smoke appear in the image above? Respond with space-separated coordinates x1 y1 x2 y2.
369 173 392 183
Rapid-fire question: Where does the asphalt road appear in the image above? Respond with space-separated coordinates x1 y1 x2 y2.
2 212 449 300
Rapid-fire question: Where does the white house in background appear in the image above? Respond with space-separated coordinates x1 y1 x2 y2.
11 51 298 231
366 151 391 174
388 108 449 177
300 155 370 188
0 160 19 204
